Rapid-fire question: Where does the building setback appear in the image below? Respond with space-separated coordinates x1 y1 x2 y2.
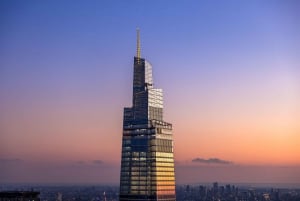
119 29 176 201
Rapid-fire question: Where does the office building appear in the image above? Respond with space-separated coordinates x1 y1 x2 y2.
0 191 40 201
119 29 176 201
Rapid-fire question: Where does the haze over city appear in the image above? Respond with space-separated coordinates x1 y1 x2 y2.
1 1 299 185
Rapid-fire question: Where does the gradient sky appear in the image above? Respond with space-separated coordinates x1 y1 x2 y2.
1 1 300 184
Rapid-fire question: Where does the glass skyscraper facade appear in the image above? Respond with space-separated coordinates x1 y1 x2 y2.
119 31 176 201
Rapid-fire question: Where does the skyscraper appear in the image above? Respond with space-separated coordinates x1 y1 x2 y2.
119 29 176 201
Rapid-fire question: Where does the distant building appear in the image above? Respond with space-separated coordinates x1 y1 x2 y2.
0 191 40 201
119 29 176 201
56 192 62 201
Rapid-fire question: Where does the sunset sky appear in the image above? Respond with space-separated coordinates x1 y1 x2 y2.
1 1 300 184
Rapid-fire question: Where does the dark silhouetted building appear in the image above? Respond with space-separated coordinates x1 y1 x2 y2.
0 191 40 201
119 29 176 201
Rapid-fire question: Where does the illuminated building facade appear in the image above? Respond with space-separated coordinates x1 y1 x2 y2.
119 30 176 201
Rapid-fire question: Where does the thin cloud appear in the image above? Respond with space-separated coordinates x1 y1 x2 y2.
92 160 103 165
0 158 23 164
192 157 233 165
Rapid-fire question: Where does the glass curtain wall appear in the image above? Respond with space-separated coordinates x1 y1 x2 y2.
119 57 176 201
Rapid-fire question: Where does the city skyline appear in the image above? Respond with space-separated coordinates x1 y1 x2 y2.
1 1 299 184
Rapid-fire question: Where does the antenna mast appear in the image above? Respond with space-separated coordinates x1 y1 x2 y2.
136 28 141 63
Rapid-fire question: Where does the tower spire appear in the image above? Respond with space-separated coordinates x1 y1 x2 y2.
136 28 141 62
